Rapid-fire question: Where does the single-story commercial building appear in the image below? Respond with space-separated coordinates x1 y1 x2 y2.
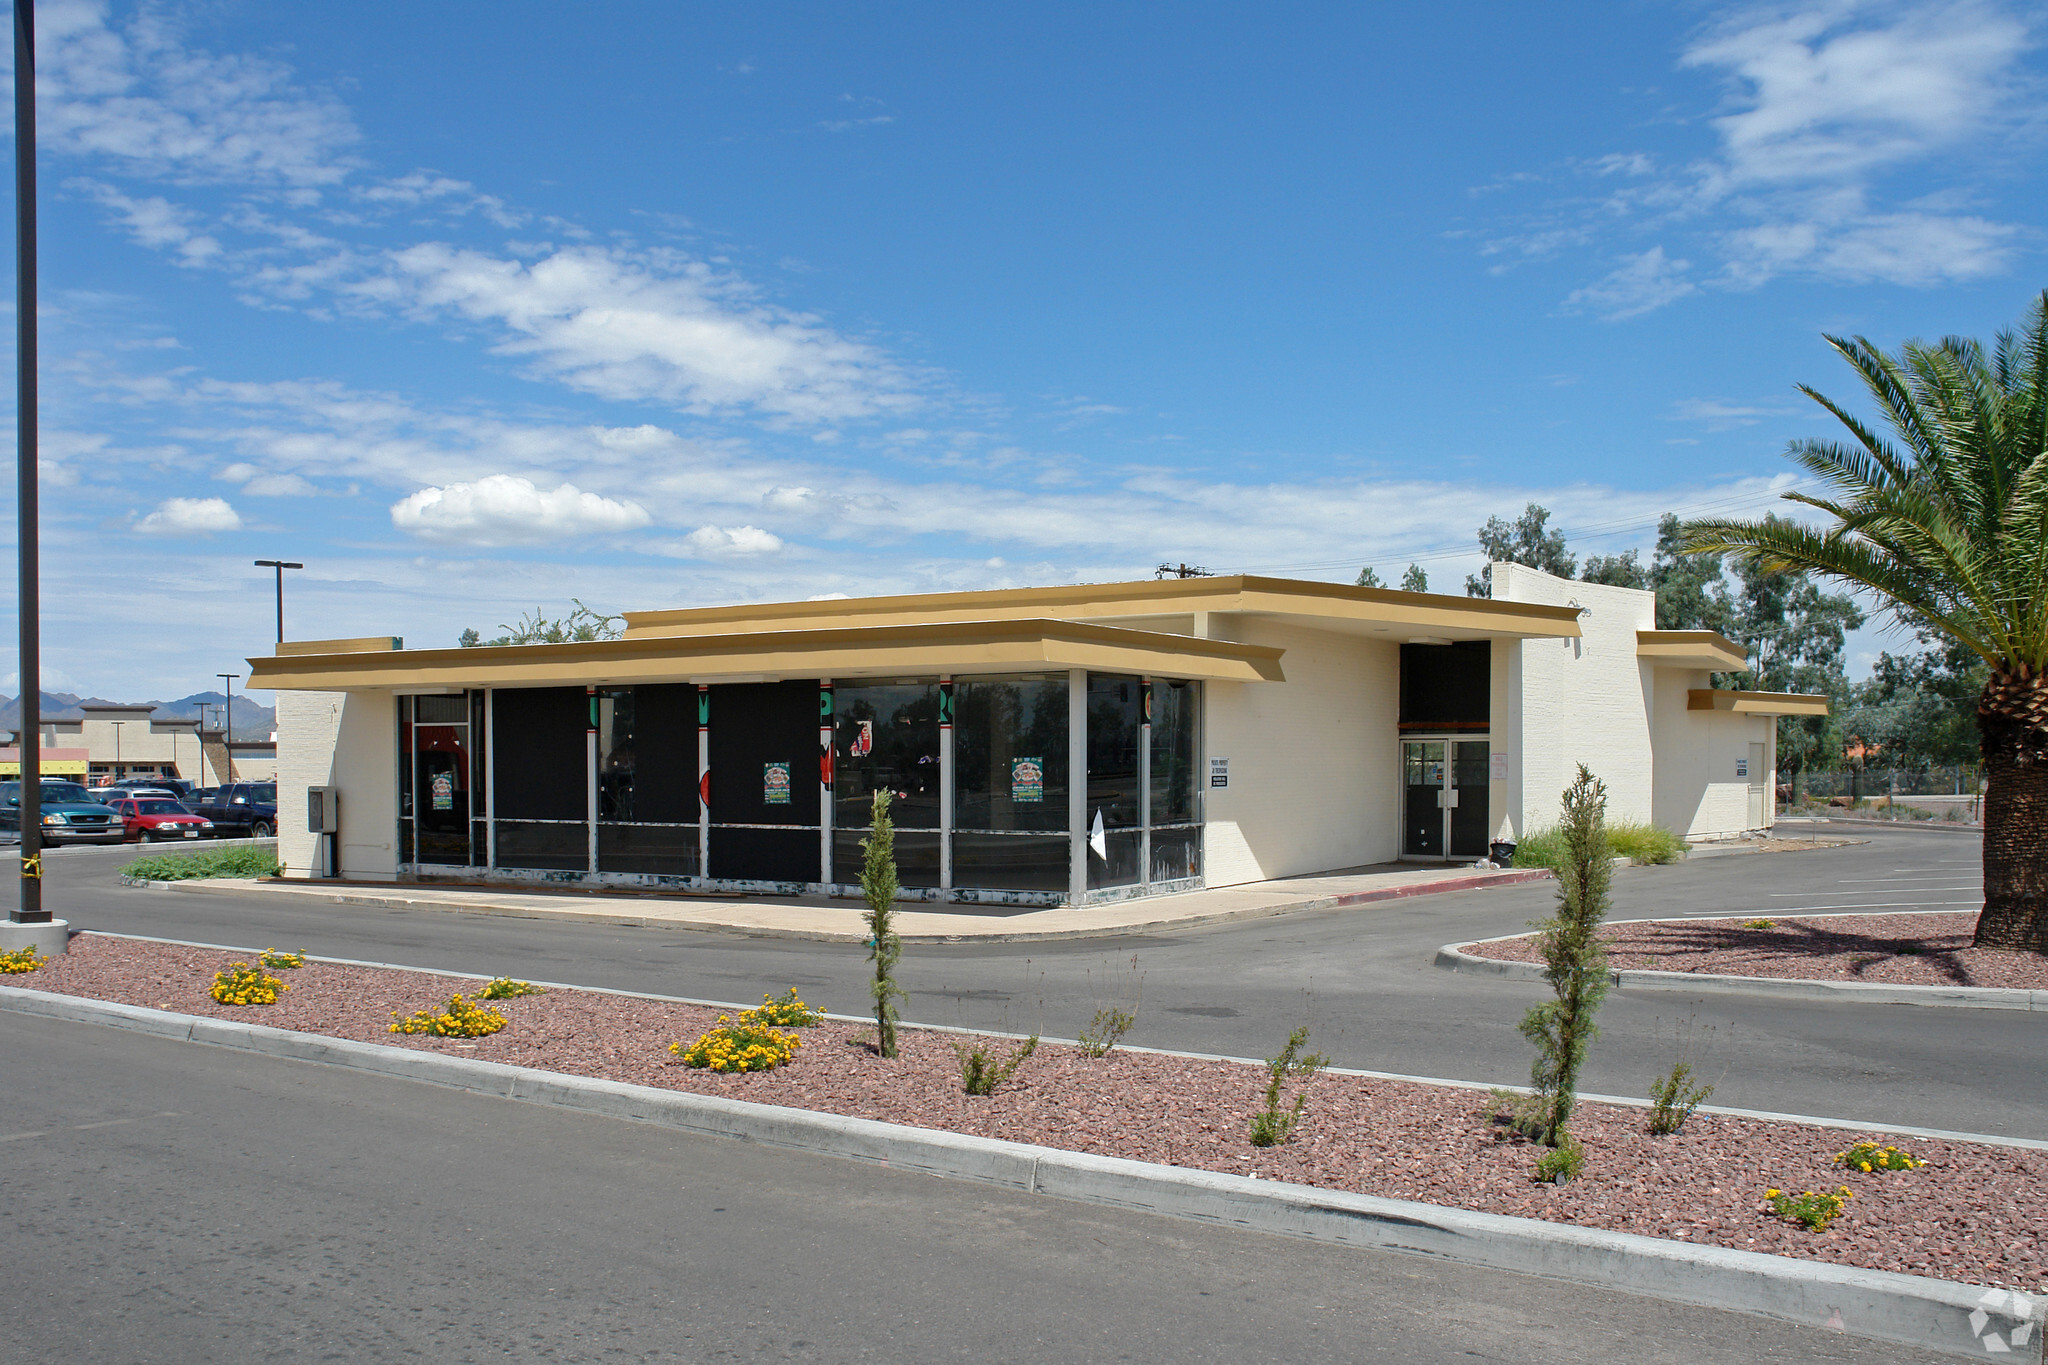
3 704 272 785
255 565 1825 905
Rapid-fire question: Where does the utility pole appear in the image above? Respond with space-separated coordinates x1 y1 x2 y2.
218 673 239 784
253 560 303 644
12 0 47 930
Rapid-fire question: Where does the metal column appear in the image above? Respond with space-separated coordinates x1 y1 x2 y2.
696 685 710 881
585 686 598 874
1068 669 1087 907
1139 677 1151 890
484 687 496 870
818 681 834 887
938 677 954 895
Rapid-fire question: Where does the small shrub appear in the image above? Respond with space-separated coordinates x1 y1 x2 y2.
211 963 290 1006
1764 1185 1854 1231
1742 918 1776 930
1647 1060 1715 1135
389 993 506 1038
1515 766 1612 1150
739 988 824 1028
672 1016 802 1073
0 946 47 974
124 846 280 881
861 789 906 1059
259 948 305 970
1077 1007 1136 1059
1533 1134 1586 1184
954 1033 1039 1095
478 976 545 1000
1248 1025 1329 1147
1836 1141 1924 1173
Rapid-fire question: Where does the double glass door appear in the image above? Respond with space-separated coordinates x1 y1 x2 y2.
1402 738 1489 859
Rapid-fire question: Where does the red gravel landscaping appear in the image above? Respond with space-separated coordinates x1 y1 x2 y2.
1458 912 2048 990
11 932 2044 1294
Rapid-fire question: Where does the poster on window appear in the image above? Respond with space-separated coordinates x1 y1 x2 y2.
851 719 873 757
1011 757 1044 802
430 771 455 811
763 762 792 805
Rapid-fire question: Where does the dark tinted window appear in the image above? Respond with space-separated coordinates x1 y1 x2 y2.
1399 642 1490 731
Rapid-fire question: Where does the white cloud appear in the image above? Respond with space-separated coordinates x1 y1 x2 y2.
1479 0 2038 309
1563 247 1697 320
39 0 362 186
389 475 651 546
132 496 241 535
241 473 321 497
371 243 920 424
1670 397 1803 429
673 524 786 558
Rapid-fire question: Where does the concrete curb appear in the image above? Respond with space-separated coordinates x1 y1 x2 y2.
124 866 1557 944
2 984 2037 1360
73 928 2048 1155
1435 917 2048 1012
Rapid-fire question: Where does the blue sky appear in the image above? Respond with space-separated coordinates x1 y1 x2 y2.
8 0 2045 703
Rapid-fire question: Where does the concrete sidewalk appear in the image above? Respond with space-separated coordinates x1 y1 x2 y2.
141 861 1554 942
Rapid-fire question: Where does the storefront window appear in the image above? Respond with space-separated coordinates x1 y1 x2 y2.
596 684 700 878
1087 674 1142 890
954 675 1070 889
1149 678 1200 884
833 682 940 886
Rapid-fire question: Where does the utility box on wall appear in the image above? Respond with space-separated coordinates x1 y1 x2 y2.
307 785 339 833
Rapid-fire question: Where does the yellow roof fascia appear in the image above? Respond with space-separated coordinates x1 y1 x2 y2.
1637 630 1748 671
276 636 404 656
1687 689 1831 717
621 574 1581 642
249 618 1287 691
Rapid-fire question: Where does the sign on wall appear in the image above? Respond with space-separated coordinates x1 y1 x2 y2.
1490 752 1508 782
764 762 792 805
1736 758 1749 779
1011 757 1044 802
1209 756 1229 788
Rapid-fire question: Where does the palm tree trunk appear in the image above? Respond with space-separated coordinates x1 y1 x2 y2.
1974 667 2048 953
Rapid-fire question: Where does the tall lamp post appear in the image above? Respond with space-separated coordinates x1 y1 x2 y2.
10 0 49 935
217 673 239 784
111 719 123 778
253 560 302 644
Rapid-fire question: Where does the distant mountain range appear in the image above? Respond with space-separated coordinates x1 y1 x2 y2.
0 690 278 742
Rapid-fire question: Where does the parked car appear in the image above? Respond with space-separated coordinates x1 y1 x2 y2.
188 782 279 838
0 780 125 845
107 797 214 843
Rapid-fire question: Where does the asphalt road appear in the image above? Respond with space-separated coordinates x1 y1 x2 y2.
0 1013 1931 1365
23 823 2047 1139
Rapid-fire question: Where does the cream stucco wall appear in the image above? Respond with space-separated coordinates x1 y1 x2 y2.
1649 668 1773 837
1202 617 1399 887
1490 564 1657 834
277 689 397 879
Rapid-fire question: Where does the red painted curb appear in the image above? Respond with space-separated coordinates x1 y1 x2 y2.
1327 868 1552 908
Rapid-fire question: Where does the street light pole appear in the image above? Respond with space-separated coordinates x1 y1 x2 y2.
111 720 123 775
253 560 303 644
217 673 239 784
13 0 45 926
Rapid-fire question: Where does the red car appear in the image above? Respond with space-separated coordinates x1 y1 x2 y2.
109 797 214 842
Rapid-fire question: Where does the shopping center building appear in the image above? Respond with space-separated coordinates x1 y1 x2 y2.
254 565 1825 905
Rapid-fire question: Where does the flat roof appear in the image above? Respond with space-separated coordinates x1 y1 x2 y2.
249 618 1289 691
619 574 1584 643
1687 689 1830 717
1637 630 1748 671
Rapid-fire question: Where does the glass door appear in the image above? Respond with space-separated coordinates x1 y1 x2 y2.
1404 737 1490 859
1402 740 1446 857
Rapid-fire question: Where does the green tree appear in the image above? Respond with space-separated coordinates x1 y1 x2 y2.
1516 765 1612 1150
1682 292 2048 953
1467 504 1576 597
1842 636 1985 770
1400 563 1429 593
460 599 624 647
1578 548 1649 589
861 788 905 1057
1355 566 1383 588
1718 532 1864 781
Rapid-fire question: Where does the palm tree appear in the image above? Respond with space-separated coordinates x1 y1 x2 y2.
1681 291 2048 954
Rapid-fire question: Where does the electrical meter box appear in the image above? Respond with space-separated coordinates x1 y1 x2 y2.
307 786 339 834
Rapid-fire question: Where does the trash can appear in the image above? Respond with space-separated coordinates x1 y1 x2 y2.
1489 840 1517 867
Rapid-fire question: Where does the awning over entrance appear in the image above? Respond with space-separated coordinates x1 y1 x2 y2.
1686 689 1831 717
249 618 1288 691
